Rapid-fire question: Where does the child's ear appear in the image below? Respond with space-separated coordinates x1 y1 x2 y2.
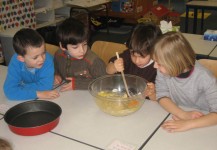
59 42 67 51
17 55 25 62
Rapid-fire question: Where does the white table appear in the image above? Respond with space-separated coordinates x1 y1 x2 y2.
0 65 169 150
1 63 217 150
49 91 168 149
0 65 97 150
0 119 99 150
185 1 217 34
142 112 217 150
0 66 18 108
182 33 217 56
209 45 217 58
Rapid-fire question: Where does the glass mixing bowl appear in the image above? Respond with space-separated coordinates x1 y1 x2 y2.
88 74 147 116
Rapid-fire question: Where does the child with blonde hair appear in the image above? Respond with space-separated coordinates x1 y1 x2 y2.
152 31 217 132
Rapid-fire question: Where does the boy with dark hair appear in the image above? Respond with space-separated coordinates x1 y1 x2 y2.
106 23 162 100
4 28 59 100
54 17 106 91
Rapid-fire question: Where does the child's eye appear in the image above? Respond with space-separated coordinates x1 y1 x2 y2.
33 52 45 60
33 56 38 60
71 45 78 49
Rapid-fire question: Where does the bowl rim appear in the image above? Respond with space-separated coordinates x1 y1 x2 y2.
88 74 147 101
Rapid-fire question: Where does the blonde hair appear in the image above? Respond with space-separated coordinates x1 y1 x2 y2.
0 138 12 150
152 31 195 76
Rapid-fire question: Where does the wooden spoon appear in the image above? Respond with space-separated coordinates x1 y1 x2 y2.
116 52 131 97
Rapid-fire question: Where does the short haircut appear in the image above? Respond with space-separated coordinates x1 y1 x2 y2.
152 31 196 76
56 17 89 49
126 22 162 56
13 28 44 56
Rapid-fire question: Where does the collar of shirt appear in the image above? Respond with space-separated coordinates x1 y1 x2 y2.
22 64 36 74
177 67 194 78
141 59 154 68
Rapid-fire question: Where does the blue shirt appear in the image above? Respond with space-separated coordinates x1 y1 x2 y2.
3 52 54 100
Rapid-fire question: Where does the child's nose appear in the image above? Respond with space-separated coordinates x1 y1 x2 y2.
135 57 140 63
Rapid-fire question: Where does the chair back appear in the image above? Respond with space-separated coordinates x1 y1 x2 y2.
198 59 217 78
91 41 127 64
45 43 59 56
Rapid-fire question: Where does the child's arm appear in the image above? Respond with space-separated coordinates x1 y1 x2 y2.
106 58 124 74
37 90 60 100
59 77 74 92
3 55 37 100
54 74 63 85
106 62 117 74
3 53 55 100
159 97 203 120
161 112 217 132
159 97 186 116
158 97 217 132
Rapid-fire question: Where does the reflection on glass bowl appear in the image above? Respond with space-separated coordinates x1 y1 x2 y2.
88 74 147 116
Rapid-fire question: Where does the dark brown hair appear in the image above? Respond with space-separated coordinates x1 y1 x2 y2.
13 28 44 56
126 22 162 56
56 17 89 49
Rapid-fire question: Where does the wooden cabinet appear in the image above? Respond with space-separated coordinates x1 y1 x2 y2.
34 0 70 29
97 0 157 24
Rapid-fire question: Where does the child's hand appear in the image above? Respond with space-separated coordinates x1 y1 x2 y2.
161 119 193 132
189 111 204 119
54 75 62 85
59 77 74 92
114 58 124 72
144 82 156 101
162 112 203 132
162 111 204 132
37 90 60 100
182 111 204 120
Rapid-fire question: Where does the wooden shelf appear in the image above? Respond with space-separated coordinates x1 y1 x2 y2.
108 11 142 19
93 0 156 24
34 0 70 29
94 10 143 24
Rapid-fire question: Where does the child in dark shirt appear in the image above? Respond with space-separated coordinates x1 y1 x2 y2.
54 17 106 91
106 23 162 100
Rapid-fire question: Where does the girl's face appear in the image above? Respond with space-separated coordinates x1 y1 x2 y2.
19 44 46 68
131 53 151 68
66 41 88 59
153 61 169 75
